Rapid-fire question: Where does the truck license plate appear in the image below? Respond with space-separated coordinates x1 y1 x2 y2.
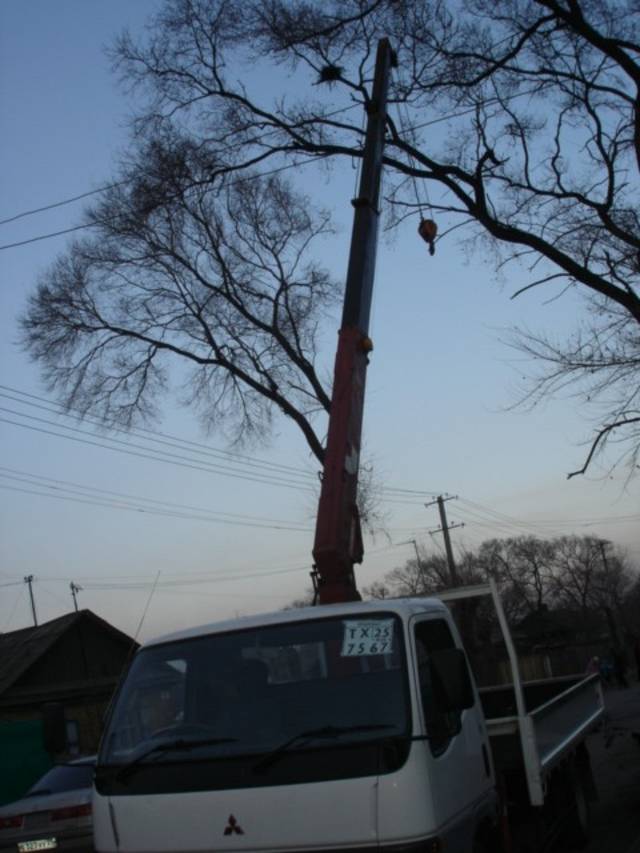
18 840 58 852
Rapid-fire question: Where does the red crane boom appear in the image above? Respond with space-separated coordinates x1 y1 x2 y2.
312 39 396 605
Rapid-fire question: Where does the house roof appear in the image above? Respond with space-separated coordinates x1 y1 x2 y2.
0 609 135 697
516 608 573 639
514 606 604 644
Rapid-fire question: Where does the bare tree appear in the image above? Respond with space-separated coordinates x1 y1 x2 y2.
372 551 454 597
549 536 603 616
551 536 635 645
361 579 391 599
621 571 640 633
506 301 640 479
476 536 557 620
283 590 316 609
370 533 637 622
22 141 338 464
110 0 640 475
368 547 484 596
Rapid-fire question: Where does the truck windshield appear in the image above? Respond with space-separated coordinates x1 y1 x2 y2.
100 612 408 774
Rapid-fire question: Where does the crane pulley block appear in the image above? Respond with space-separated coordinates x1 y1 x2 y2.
418 218 438 255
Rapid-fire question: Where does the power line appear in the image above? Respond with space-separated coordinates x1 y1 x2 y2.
461 497 640 528
80 563 311 590
38 582 73 610
0 81 543 236
0 558 314 586
139 587 298 600
0 153 332 253
376 496 432 506
0 223 97 251
0 467 312 530
455 510 541 538
458 497 562 530
457 503 578 539
2 586 25 632
404 84 546 135
0 541 396 590
0 385 438 499
0 560 314 612
455 503 547 537
0 103 361 228
380 485 440 497
142 587 294 600
0 412 314 493
0 482 313 532
0 184 127 226
457 497 640 533
0 387 316 481
0 411 312 491
0 81 548 253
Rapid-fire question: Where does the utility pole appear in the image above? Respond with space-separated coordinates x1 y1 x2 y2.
597 539 621 650
424 495 464 586
598 538 612 572
70 582 82 612
411 538 422 570
312 38 397 604
24 574 37 626
426 497 474 648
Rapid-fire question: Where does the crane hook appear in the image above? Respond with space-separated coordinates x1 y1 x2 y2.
418 218 437 256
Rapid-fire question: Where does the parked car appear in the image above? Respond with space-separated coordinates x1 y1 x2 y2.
0 756 95 853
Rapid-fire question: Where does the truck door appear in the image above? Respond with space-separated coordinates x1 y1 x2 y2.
411 617 494 839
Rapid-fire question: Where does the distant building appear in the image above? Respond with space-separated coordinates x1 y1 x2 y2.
0 610 136 802
513 606 610 677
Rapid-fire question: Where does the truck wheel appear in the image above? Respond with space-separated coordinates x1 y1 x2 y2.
472 834 491 853
472 821 501 853
563 773 591 849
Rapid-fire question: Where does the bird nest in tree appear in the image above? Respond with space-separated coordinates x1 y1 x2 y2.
318 63 343 83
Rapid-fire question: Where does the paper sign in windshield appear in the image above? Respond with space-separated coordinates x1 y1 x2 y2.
341 620 394 656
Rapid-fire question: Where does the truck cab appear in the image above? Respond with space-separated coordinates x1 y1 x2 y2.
94 598 497 853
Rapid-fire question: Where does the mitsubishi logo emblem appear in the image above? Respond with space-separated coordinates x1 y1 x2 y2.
224 814 244 836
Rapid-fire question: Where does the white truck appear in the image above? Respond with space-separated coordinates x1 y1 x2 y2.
93 581 604 853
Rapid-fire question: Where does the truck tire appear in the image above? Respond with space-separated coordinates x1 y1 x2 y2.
472 819 502 853
563 771 591 849
473 831 497 853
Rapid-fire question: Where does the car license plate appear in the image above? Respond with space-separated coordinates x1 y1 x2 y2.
18 840 58 852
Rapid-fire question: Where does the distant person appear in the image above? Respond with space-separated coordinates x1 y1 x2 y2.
599 656 613 686
611 646 629 689
585 656 600 676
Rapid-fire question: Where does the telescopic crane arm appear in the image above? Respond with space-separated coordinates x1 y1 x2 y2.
312 39 396 605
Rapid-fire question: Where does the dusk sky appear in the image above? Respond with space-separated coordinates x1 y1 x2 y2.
1 1 638 642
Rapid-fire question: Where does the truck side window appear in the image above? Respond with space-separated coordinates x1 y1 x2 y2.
414 619 464 756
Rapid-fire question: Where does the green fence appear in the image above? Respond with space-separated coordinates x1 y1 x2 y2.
0 719 52 806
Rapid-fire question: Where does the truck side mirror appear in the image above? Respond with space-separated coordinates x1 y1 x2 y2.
42 702 67 754
429 648 474 712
